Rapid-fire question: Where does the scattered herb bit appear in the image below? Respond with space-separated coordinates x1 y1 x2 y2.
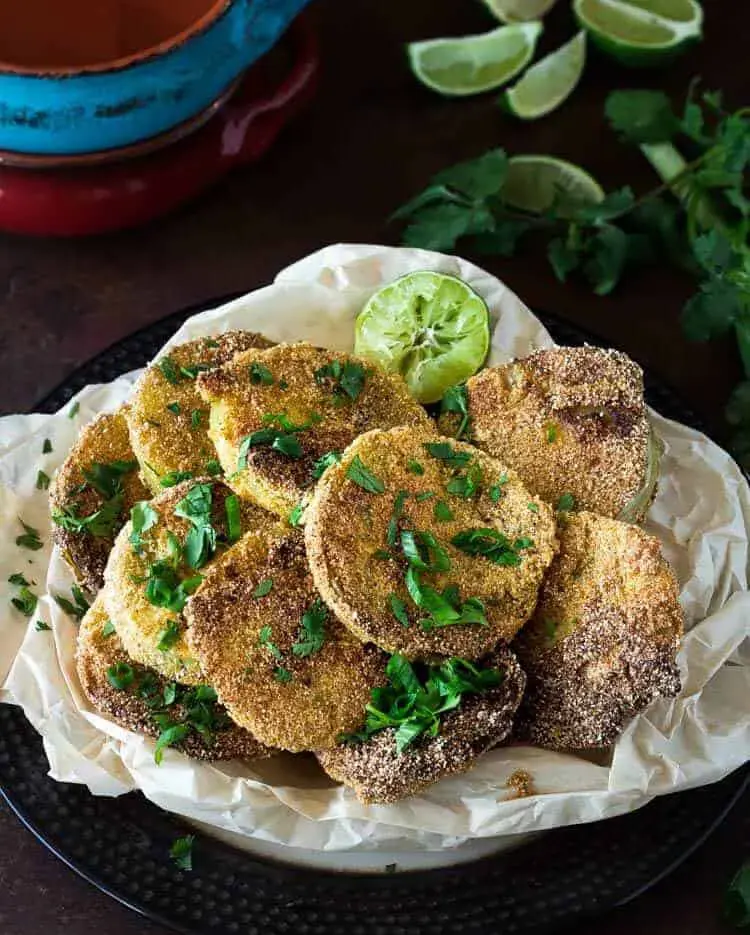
446 461 483 500
373 548 393 560
36 470 51 491
556 492 577 512
389 594 410 627
179 363 210 380
274 667 293 683
160 470 193 488
53 585 90 621
311 450 342 479
11 587 37 617
401 530 451 572
169 835 195 871
253 578 274 598
545 423 558 443
314 359 368 401
102 619 116 637
341 654 503 753
407 460 425 475
258 625 283 660
528 502 539 513
423 442 471 467
416 491 435 502
433 500 454 522
488 476 508 502
130 502 158 555
166 402 181 415
237 412 320 467
451 528 534 567
158 356 181 385
542 619 559 641
387 490 409 547
82 460 137 499
16 520 43 551
292 598 328 657
107 661 135 690
68 401 80 419
35 620 51 632
249 362 274 385
8 573 30 586
204 338 220 349
225 494 241 543
724 861 750 928
154 724 191 763
42 438 53 454
190 409 202 429
278 378 289 390
53 498 123 539
441 384 471 440
205 459 222 476
175 483 216 569
144 562 202 613
347 456 385 494
157 619 182 652
289 502 305 526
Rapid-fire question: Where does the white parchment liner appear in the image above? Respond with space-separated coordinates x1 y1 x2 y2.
1 244 748 858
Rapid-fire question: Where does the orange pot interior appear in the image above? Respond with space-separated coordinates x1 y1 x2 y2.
0 0 226 70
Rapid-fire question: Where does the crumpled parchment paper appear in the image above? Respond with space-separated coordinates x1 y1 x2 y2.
1 244 748 860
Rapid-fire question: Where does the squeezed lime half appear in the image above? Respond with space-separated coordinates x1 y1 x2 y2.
354 272 490 404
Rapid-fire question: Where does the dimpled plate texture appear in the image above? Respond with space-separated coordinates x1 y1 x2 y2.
0 296 747 935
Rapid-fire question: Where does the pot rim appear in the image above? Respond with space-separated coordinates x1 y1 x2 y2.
0 0 233 78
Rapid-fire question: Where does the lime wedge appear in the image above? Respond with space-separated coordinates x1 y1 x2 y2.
573 0 702 67
503 154 604 218
480 0 558 22
503 31 587 119
354 272 490 404
408 23 543 97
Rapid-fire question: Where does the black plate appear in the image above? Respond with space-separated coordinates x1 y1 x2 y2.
1 297 747 935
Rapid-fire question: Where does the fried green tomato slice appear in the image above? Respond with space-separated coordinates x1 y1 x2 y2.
103 477 279 686
316 644 526 804
50 407 150 593
442 346 658 522
305 426 558 660
77 596 273 761
513 511 683 749
185 530 387 752
127 331 274 494
196 342 431 518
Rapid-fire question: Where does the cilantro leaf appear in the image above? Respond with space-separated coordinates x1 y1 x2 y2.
346 456 385 493
605 90 679 144
15 519 43 551
440 384 471 439
157 619 182 652
402 203 495 253
253 578 273 598
292 598 328 657
11 586 37 617
53 585 90 621
36 470 51 491
724 860 750 928
574 187 635 224
556 492 577 512
583 224 630 295
35 620 51 632
389 594 410 627
451 528 534 566
249 362 274 385
682 277 746 340
106 661 135 690
311 450 342 479
432 149 509 199
129 501 158 553
423 442 471 467
8 573 31 586
169 835 195 871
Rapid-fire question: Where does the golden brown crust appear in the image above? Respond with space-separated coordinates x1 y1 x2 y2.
127 331 274 494
305 426 558 659
458 346 654 521
197 342 431 518
49 408 150 593
316 644 526 803
103 477 279 685
513 511 683 749
77 596 272 761
185 530 388 752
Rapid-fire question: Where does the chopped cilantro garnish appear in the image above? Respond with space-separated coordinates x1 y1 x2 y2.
341 654 503 753
166 402 181 415
169 835 195 871
68 401 80 419
144 562 202 613
407 460 424 475
314 359 368 401
259 625 283 660
11 586 37 617
488 476 508 502
556 492 577 512
129 501 158 553
253 578 273 598
292 598 328 657
433 500 454 522
546 423 558 443
347 456 385 493
158 356 180 385
190 409 202 429
278 379 289 390
237 413 319 467
102 619 116 637
159 470 193 488
373 549 392 560
389 594 410 627
441 384 471 440
157 619 182 652
724 861 750 928
387 490 409 547
274 667 293 683
311 450 342 479
8 573 31 586
82 460 137 499
451 528 534 567
225 494 241 543
106 661 135 690
205 459 222 476
446 461 483 500
423 442 472 467
289 502 305 526
528 502 539 513
179 363 210 380
42 438 53 454
36 470 51 491
16 520 43 551
154 724 191 763
400 530 451 572
175 483 216 569
35 620 51 632
204 338 220 349
415 491 435 502
249 362 274 385
53 585 90 621
53 498 123 539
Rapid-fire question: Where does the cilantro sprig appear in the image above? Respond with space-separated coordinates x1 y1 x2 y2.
341 653 503 753
451 528 534 567
725 860 750 928
314 359 369 401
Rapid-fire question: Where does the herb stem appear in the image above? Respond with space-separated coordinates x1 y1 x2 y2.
638 143 721 231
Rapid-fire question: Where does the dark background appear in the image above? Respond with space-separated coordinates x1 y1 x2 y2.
0 0 747 932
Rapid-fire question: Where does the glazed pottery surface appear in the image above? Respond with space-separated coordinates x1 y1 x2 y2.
0 0 312 155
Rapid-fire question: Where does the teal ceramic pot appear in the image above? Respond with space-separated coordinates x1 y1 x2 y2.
0 0 311 156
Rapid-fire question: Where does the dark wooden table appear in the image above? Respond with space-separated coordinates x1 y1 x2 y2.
0 0 747 932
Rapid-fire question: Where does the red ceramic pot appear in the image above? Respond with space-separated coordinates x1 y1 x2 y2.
0 14 317 236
